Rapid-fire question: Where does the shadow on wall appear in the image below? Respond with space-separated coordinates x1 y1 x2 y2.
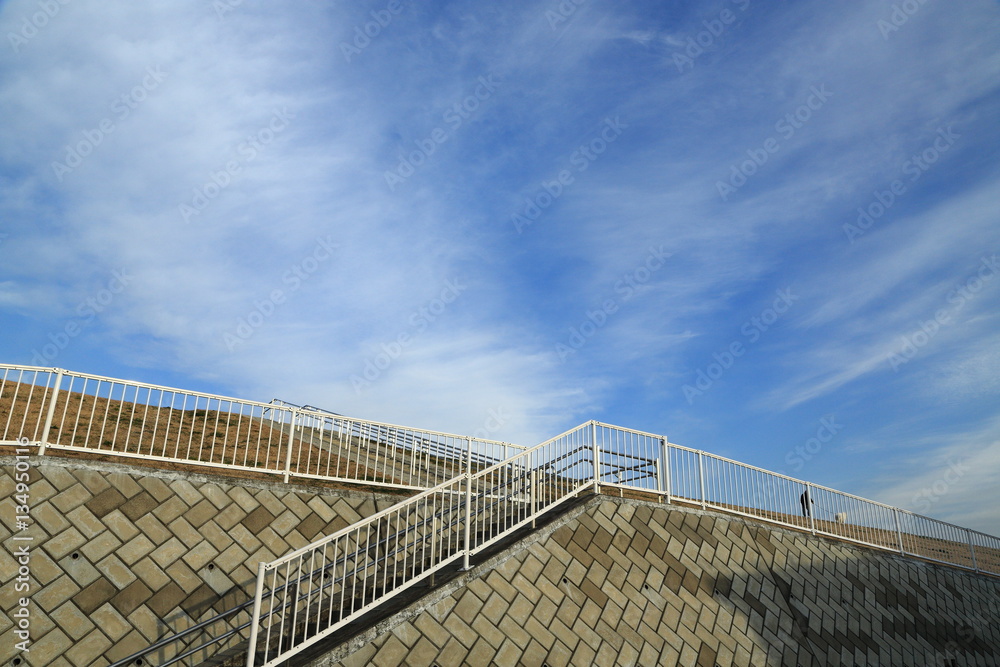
326 497 1000 666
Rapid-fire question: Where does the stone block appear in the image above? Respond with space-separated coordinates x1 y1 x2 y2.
152 495 189 524
66 505 105 540
65 627 112 667
24 628 72 666
443 612 478 649
36 574 81 613
185 498 218 528
499 615 533 649
151 536 187 569
169 478 202 506
137 475 172 502
134 513 172 546
80 530 122 563
49 601 94 641
166 559 201 593
106 472 141 498
120 490 158 521
241 505 277 534
97 554 136 589
33 500 71 535
85 487 127 519
471 613 506 649
199 482 232 510
372 634 408 667
59 551 100 588
43 526 86 561
102 509 140 542
390 621 421 649
339 641 377 667
90 602 131 641
467 636 497 666
214 501 246 531
413 613 451 649
118 534 155 566
145 581 186 617
110 579 153 615
73 577 117 615
495 637 522 667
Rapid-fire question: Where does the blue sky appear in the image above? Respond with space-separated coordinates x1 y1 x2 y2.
2 1 999 534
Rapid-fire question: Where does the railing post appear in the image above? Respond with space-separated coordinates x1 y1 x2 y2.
697 451 706 509
462 437 472 571
591 421 600 494
659 438 670 504
246 561 267 667
967 529 979 573
430 514 439 585
893 508 905 555
282 410 298 483
531 467 538 528
38 368 64 455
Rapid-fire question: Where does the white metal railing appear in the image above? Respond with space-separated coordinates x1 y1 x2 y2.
0 364 521 492
246 420 1000 666
246 423 596 666
2 363 996 664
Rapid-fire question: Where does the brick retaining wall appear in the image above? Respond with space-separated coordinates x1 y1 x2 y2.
318 498 1000 667
0 456 401 667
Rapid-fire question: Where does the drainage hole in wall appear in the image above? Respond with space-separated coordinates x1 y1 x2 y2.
561 577 568 584
70 552 80 560
207 563 215 571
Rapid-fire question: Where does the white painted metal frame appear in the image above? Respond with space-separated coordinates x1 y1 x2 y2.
1 364 996 666
0 363 520 492
245 420 1000 666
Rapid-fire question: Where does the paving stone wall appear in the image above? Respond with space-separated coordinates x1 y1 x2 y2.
0 455 402 667
321 497 1000 667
